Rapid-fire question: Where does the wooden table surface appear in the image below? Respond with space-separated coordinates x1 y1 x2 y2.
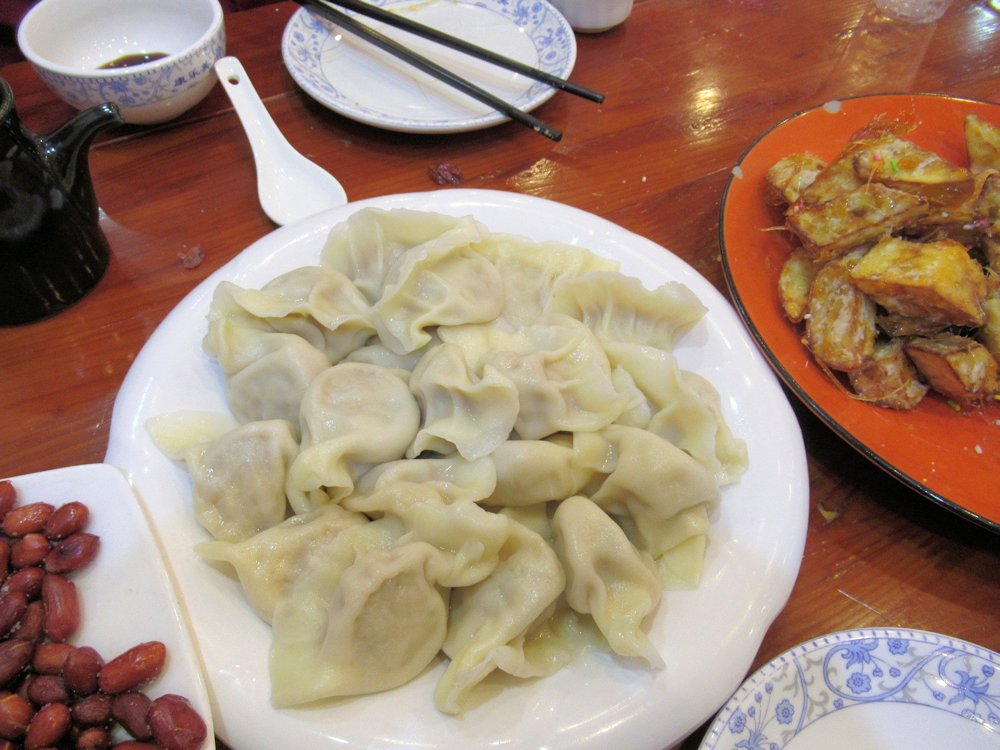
2 1 999 748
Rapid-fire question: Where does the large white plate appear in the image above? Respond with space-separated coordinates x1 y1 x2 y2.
105 189 809 750
2 465 215 749
281 0 576 133
699 628 1000 749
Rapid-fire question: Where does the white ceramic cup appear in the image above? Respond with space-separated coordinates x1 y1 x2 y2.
548 0 634 33
874 0 954 23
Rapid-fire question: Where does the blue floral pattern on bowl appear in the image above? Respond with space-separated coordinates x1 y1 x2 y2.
32 25 225 116
280 0 575 133
700 629 1000 749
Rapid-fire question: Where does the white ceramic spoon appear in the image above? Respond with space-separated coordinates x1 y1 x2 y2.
214 56 347 225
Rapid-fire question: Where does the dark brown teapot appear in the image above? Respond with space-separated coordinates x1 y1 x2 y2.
1 77 124 326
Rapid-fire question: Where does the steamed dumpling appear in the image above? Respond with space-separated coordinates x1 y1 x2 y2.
473 233 619 326
226 266 376 363
286 363 420 513
553 495 664 668
270 540 450 706
342 481 509 588
605 341 748 486
320 207 483 303
548 271 707 351
589 425 719 588
407 343 518 460
440 316 630 439
149 416 298 542
372 226 504 354
226 334 330 425
353 454 497 506
486 437 589 506
434 520 565 714
196 502 371 623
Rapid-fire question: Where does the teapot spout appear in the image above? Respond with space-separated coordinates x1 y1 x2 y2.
40 102 124 223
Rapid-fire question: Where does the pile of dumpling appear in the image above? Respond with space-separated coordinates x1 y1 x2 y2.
148 207 747 715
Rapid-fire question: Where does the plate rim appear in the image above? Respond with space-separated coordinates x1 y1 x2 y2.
106 187 809 750
698 626 1000 750
718 91 1000 534
280 0 576 134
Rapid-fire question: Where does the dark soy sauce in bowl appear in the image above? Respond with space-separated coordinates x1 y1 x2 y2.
99 52 169 69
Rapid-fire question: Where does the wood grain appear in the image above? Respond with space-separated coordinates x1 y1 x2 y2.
2 1 998 748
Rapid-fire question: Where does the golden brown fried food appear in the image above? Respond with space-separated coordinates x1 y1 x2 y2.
804 249 877 372
766 111 1000 411
848 339 929 410
799 141 874 206
966 113 1000 174
904 334 999 404
973 172 1000 236
849 236 987 328
786 184 928 262
778 250 822 323
765 152 826 206
852 136 975 206
980 292 1000 361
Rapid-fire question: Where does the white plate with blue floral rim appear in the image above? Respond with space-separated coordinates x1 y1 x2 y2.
699 628 1000 750
280 0 576 134
106 189 809 750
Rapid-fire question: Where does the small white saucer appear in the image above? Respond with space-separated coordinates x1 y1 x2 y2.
700 628 1000 749
281 0 576 134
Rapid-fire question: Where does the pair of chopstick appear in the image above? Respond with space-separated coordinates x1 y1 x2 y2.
292 0 605 141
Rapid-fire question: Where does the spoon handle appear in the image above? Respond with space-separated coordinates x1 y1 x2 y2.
214 56 295 165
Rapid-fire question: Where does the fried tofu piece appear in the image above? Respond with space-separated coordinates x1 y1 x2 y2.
984 237 1000 274
804 249 877 371
876 312 948 338
848 339 928 410
849 236 987 327
904 334 999 404
765 152 826 206
966 113 1000 174
973 172 1000 236
979 291 1000 362
852 136 975 206
786 184 928 262
778 250 822 323
919 168 997 239
799 146 869 206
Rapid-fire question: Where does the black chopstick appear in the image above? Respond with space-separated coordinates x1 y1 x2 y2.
295 0 563 141
317 0 604 104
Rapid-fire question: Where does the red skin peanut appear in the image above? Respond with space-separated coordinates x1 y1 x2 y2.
0 593 27 639
44 533 100 575
0 640 33 687
23 701 71 749
43 502 90 541
9 534 51 569
147 694 207 750
63 646 103 696
2 503 54 537
98 642 166 695
111 691 152 740
40 574 79 643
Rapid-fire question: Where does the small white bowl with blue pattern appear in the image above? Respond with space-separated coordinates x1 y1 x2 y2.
17 0 226 125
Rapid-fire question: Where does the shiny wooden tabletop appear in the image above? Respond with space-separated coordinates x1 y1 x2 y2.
2 1 999 748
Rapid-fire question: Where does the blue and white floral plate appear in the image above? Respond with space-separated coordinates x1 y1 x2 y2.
280 0 576 134
700 629 1000 750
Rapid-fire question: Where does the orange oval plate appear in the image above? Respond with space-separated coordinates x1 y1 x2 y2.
720 93 1000 532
